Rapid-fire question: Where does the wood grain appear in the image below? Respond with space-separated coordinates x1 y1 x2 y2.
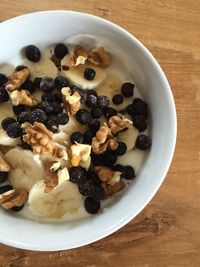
0 0 200 266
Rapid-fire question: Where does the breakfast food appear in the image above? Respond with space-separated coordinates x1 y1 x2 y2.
0 36 151 221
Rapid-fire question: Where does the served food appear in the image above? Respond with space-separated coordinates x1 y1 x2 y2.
0 36 151 221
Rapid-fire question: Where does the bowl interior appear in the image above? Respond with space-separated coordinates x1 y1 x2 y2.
0 11 176 251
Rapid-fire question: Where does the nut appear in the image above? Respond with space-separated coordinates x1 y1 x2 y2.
0 152 11 172
108 115 132 135
44 162 58 193
6 68 30 91
95 166 121 184
22 122 53 154
0 188 28 209
70 143 91 167
51 55 61 71
71 45 88 66
10 89 38 107
50 144 69 171
92 123 118 154
88 47 110 68
102 180 126 197
61 87 81 115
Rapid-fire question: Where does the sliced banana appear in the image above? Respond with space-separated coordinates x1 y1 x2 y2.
61 55 107 89
5 147 44 191
0 129 20 146
117 126 138 151
0 103 15 125
28 180 83 218
52 131 69 146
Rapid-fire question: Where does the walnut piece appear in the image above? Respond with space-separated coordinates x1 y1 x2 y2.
88 47 110 68
0 152 11 172
70 143 91 168
95 166 121 184
6 68 30 91
108 115 132 135
71 45 88 66
92 124 118 154
0 188 28 209
23 122 53 154
61 87 81 115
10 89 38 107
102 180 126 197
44 162 59 193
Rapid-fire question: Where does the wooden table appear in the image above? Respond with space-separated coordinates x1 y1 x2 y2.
0 0 199 266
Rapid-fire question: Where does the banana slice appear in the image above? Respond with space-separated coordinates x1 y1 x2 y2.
52 131 69 146
59 115 87 136
28 180 83 218
0 103 15 124
5 147 44 191
117 126 138 151
0 129 20 146
61 55 107 89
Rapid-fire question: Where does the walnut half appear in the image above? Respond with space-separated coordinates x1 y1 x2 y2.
88 47 110 68
10 90 38 107
71 45 88 66
0 188 28 209
108 115 132 135
61 87 81 115
102 180 126 197
6 68 30 91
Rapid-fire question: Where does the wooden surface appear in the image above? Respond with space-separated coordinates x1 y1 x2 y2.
0 0 200 266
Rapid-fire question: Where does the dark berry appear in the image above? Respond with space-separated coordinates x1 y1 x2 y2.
83 130 94 144
56 113 69 125
0 73 8 86
91 153 104 166
41 93 54 102
53 102 63 114
91 186 105 201
78 179 100 196
25 45 41 62
70 132 84 144
97 95 110 109
0 88 9 103
55 76 68 90
1 117 16 130
84 197 100 214
87 89 98 97
34 77 42 88
45 120 58 133
84 68 96 81
103 150 118 167
11 205 24 212
126 104 134 116
121 82 134 97
40 76 55 92
88 119 100 132
29 108 47 123
113 164 125 173
85 94 97 108
6 122 22 138
54 93 63 103
38 101 54 114
90 107 102 119
135 135 151 150
17 111 30 124
22 80 35 94
114 142 127 156
13 105 25 115
87 171 101 185
132 114 147 132
103 107 117 119
123 165 135 180
0 184 13 194
20 135 32 150
69 166 86 184
76 109 90 124
112 94 123 105
15 65 27 71
0 172 9 184
132 98 148 118
54 43 68 59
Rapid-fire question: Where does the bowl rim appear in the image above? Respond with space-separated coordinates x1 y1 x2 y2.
0 10 177 251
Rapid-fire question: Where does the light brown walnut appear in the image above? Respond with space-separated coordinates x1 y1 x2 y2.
71 45 88 66
10 89 38 107
6 68 30 91
108 115 132 134
88 47 110 68
0 188 28 209
101 180 126 197
61 87 81 115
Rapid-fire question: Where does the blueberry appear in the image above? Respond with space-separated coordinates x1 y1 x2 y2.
25 45 41 62
33 77 42 88
87 89 98 97
0 184 13 194
97 95 110 109
22 80 35 94
17 111 30 124
83 130 94 144
91 153 104 166
13 105 25 115
0 88 9 103
126 104 134 116
0 172 9 184
135 135 151 150
84 68 96 81
91 186 105 201
87 171 101 185
123 166 135 180
69 166 86 184
29 108 47 123
0 73 8 86
54 93 63 103
132 98 148 118
55 76 69 90
85 94 97 108
103 150 118 167
103 107 117 119
132 114 147 132
54 43 68 59
40 76 55 92
78 179 100 196
70 132 84 144
113 164 125 173
88 119 100 132
38 101 54 114
53 102 63 114
121 82 134 97
112 94 124 105
90 107 102 119
15 65 27 71
11 205 24 212
56 113 69 125
84 197 100 214
76 109 90 124
114 142 127 156
41 93 54 102
45 119 58 133
20 135 32 150
1 117 16 130
6 122 22 138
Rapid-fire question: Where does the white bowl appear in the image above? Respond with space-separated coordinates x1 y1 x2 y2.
0 11 176 251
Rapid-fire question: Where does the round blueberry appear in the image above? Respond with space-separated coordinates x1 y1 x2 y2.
15 65 27 71
103 107 117 119
76 109 90 124
0 172 9 184
132 114 147 132
123 165 135 180
53 102 63 114
1 117 16 130
135 135 151 150
6 122 22 138
91 153 104 166
54 93 63 103
12 105 25 116
114 142 127 156
84 68 96 81
87 171 101 185
70 132 84 144
17 111 30 124
78 179 100 196
38 101 54 115
22 80 35 94
91 186 105 201
112 94 124 105
54 43 68 59
25 45 41 62
97 95 110 109
41 93 54 102
85 94 97 108
0 88 9 103
83 130 94 144
55 76 69 90
87 89 98 97
113 164 125 173
0 184 13 194
88 119 100 132
40 76 55 92
121 82 134 97
132 98 148 118
90 107 102 119
84 197 100 214
29 108 47 123
0 73 8 86
45 120 58 133
103 150 118 167
56 113 69 125
69 166 86 184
